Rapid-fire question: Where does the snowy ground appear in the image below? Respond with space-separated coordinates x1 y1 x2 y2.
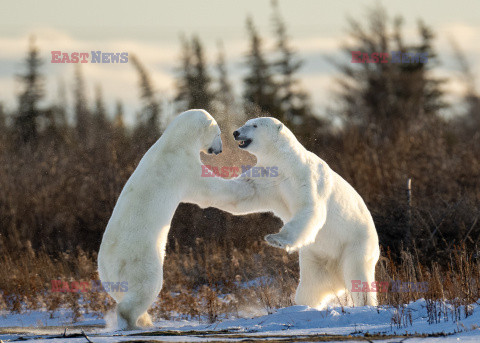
1 300 479 342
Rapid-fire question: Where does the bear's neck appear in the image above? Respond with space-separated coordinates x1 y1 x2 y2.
146 135 203 166
255 137 307 174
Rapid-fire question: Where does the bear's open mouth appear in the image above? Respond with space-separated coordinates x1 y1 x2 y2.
238 139 252 149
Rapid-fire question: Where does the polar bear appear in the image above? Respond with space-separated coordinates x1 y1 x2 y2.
98 109 252 329
201 117 380 307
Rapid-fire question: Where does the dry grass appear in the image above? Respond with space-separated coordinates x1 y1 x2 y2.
0 240 478 325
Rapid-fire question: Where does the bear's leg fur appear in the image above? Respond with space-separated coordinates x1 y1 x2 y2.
295 250 343 308
137 311 153 327
116 270 161 329
117 291 156 329
341 250 377 306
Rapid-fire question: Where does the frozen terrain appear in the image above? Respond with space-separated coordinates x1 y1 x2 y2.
1 300 479 342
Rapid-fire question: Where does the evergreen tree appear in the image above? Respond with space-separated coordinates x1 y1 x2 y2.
271 0 313 124
175 36 194 111
0 103 5 129
55 78 67 129
191 36 214 111
0 103 6 141
215 43 235 110
15 36 44 143
130 54 161 135
214 42 237 129
0 103 6 151
175 35 215 112
94 84 108 131
39 79 67 143
74 64 90 140
114 100 125 131
112 100 126 143
335 5 446 136
243 16 280 117
450 39 480 130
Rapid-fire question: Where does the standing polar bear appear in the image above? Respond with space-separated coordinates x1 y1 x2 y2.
205 117 380 307
98 110 252 329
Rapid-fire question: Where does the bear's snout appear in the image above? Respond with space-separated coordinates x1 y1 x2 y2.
233 130 240 139
208 147 222 155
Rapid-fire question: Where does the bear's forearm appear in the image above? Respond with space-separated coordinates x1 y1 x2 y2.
185 178 256 214
265 204 326 252
286 205 326 245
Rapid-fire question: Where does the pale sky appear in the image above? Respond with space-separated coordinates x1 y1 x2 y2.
1 0 479 124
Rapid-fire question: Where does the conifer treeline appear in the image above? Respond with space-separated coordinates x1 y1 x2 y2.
4 2 321 148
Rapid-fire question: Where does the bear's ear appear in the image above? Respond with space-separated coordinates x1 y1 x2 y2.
277 123 283 132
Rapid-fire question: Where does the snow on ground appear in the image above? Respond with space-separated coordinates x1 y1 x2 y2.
1 299 479 342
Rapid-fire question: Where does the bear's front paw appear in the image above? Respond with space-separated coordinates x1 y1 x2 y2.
265 233 294 250
265 232 314 253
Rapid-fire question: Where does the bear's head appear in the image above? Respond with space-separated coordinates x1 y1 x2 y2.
232 117 285 156
172 109 223 155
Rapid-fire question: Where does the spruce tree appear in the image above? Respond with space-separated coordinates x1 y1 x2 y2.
0 102 5 135
175 35 214 112
243 16 280 117
94 84 108 131
114 100 125 131
450 39 480 130
74 64 90 140
271 0 313 124
214 42 237 129
191 36 214 111
55 78 67 129
335 4 446 136
130 54 161 136
15 36 44 143
112 100 126 143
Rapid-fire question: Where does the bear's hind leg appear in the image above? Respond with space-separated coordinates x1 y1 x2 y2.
342 252 377 307
295 250 343 308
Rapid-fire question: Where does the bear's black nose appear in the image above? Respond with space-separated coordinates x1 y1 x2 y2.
233 130 239 138
208 148 213 154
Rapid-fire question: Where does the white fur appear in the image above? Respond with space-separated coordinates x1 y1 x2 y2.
207 117 380 308
98 109 252 329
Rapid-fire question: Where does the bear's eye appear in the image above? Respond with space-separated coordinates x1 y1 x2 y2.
253 125 257 128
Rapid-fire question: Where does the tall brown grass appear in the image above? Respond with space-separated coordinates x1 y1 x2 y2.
0 239 478 325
